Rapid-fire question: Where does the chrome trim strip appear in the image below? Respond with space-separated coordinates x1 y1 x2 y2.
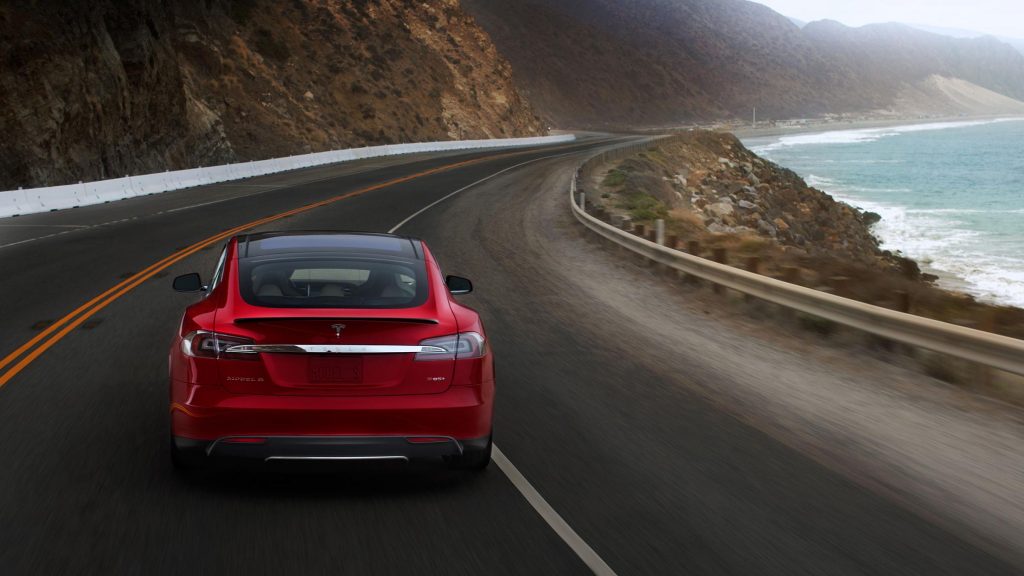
233 317 439 325
264 456 409 462
223 344 448 354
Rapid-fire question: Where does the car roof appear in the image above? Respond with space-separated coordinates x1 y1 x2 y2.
236 231 423 260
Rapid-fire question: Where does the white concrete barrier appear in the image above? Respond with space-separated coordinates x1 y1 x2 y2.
0 134 575 218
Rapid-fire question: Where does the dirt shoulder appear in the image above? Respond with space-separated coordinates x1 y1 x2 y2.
515 155 1024 566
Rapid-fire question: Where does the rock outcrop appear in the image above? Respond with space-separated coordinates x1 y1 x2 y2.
0 0 543 189
595 131 903 271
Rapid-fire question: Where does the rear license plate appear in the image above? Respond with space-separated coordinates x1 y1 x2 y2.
308 356 363 383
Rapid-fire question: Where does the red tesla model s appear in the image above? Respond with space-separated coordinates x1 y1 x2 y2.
168 231 494 470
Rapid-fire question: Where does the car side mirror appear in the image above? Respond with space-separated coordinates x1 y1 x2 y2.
172 272 206 292
445 275 472 295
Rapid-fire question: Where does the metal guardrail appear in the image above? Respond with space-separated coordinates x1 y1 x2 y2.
570 141 1024 377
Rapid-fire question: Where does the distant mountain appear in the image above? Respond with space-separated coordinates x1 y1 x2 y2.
463 0 857 125
905 23 1024 56
0 0 542 189
802 20 1024 103
463 0 1024 127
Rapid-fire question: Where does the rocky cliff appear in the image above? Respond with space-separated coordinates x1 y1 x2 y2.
591 131 904 272
0 0 543 189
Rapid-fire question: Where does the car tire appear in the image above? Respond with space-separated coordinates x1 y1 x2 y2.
170 438 206 471
451 433 492 471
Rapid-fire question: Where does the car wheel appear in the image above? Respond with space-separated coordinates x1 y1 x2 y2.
451 434 492 471
170 438 206 471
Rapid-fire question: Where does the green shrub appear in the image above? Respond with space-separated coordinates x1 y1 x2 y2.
618 190 668 221
603 169 627 187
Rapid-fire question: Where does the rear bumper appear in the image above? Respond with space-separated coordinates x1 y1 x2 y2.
171 381 493 441
173 434 490 466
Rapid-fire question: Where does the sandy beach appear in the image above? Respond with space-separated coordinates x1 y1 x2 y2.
728 113 1024 139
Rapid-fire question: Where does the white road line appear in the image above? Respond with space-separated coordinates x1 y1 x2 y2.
0 236 45 249
0 224 88 228
493 446 618 576
387 151 577 234
389 148 619 576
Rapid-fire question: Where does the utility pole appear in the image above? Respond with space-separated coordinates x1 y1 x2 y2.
752 107 756 128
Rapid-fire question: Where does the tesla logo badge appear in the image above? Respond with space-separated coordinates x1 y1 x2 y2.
330 324 346 338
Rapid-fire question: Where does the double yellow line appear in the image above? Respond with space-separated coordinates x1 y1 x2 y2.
0 148 545 389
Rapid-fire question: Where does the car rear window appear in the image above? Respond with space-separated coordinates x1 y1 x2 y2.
245 235 417 258
238 258 428 309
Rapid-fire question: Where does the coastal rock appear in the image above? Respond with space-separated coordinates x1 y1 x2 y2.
861 211 882 226
707 201 734 218
594 130 901 274
757 219 777 237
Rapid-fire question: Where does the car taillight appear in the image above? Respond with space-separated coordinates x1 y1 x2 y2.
182 331 257 361
415 332 485 361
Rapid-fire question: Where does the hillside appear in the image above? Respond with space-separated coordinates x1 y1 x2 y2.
463 0 1024 127
463 0 851 126
0 0 543 189
802 21 1024 105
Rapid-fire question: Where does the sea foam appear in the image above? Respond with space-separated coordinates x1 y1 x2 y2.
748 119 1024 307
752 118 1021 153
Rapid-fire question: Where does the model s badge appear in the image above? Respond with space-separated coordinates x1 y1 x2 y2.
330 324 346 338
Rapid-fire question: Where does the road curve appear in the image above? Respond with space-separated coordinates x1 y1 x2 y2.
0 138 1017 575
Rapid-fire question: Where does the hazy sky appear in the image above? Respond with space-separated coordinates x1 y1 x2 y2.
754 0 1024 38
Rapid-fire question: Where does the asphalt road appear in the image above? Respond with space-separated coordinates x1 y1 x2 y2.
0 138 1017 575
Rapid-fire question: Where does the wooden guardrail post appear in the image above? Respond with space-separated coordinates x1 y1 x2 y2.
745 256 760 303
686 240 701 285
974 309 997 387
829 276 850 298
894 290 911 313
711 247 727 295
782 266 800 285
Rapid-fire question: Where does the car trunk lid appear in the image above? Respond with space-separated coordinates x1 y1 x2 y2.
215 316 456 396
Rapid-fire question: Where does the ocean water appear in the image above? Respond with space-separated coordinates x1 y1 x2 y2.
743 118 1024 307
